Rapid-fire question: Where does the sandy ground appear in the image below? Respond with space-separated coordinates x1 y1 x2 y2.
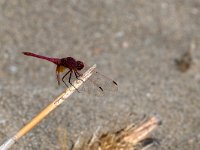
0 0 200 149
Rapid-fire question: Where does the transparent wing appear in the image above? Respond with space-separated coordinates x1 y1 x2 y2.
59 65 118 96
77 65 118 96
78 70 118 96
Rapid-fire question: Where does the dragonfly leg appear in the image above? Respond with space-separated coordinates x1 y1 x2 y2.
69 71 80 93
74 71 84 82
62 70 70 87
56 71 60 85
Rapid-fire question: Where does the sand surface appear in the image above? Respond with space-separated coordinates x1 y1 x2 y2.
0 0 200 149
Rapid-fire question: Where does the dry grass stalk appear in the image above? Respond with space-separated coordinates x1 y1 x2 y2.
70 116 160 150
0 64 96 150
57 127 69 150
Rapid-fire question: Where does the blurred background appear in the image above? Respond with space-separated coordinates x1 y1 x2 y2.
0 0 200 149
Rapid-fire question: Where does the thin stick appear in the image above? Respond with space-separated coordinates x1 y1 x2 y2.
0 64 97 150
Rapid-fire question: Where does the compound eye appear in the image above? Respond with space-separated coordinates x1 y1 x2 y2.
77 61 84 70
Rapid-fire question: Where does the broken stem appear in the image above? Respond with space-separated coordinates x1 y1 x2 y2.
0 64 96 150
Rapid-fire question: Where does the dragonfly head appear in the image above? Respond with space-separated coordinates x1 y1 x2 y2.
76 61 84 70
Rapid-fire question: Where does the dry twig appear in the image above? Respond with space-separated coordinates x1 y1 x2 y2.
0 64 96 150
71 116 160 150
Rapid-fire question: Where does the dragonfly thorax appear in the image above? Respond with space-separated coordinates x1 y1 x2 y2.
60 57 84 70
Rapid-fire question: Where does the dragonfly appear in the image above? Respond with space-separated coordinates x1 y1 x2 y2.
22 52 118 96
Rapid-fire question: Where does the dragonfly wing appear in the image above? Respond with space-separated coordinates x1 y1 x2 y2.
77 68 118 96
58 65 118 96
89 70 118 91
78 78 105 96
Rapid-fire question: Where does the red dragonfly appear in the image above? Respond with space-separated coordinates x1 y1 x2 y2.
23 52 118 96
